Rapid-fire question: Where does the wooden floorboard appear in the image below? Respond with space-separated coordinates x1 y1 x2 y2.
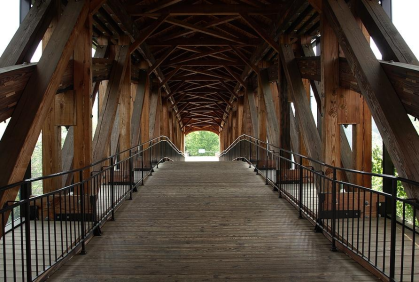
48 161 379 281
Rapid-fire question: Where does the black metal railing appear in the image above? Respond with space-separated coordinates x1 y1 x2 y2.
0 136 184 281
220 135 418 282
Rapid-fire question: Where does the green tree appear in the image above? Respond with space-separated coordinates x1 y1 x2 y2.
185 131 220 156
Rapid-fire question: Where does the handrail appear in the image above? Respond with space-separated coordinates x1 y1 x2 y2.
0 136 184 281
0 136 183 193
221 134 419 183
220 134 419 282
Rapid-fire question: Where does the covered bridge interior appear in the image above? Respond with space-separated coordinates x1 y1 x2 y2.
0 0 418 281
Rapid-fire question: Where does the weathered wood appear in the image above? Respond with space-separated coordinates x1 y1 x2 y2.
92 45 129 163
324 0 419 199
129 14 169 54
41 0 62 193
119 57 132 160
73 14 93 184
260 69 279 147
279 44 322 163
357 0 419 64
237 97 244 137
161 96 170 137
55 91 76 126
0 0 56 67
321 15 341 173
257 78 267 155
0 0 89 215
131 71 147 147
247 89 258 138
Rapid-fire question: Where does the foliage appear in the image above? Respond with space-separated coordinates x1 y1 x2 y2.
185 131 220 156
371 145 418 226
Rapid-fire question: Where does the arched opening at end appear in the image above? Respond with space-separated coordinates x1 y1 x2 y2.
184 131 220 162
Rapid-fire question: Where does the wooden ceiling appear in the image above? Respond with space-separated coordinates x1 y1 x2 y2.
93 0 320 134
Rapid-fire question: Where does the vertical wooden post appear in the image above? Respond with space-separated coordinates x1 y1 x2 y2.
73 13 92 184
161 97 170 137
321 14 341 177
237 97 244 138
42 0 62 193
119 56 132 160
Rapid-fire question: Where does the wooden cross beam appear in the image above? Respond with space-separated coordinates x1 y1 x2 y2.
129 14 169 53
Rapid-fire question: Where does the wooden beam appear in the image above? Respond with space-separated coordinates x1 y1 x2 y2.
324 0 419 199
260 69 280 147
129 14 169 53
73 14 93 184
147 38 261 46
223 65 246 89
131 71 147 147
0 0 56 67
148 45 178 75
92 45 129 162
321 14 341 175
357 0 419 64
247 89 258 137
42 0 62 193
149 86 160 138
230 45 259 73
129 4 282 16
0 0 89 217
239 13 280 53
119 57 132 160
279 44 322 163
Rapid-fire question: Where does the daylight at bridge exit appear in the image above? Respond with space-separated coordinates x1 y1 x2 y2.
0 0 418 281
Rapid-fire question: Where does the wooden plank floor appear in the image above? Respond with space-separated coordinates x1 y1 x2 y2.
48 161 379 281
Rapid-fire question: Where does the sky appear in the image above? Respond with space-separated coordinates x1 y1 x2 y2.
0 0 418 146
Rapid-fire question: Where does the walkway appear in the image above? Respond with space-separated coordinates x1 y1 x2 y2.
49 161 378 281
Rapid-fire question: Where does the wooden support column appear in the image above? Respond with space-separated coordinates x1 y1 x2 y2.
242 93 253 136
324 0 419 199
161 97 170 137
153 93 162 138
73 13 92 184
260 69 280 148
92 44 129 163
321 15 341 175
237 97 244 137
232 108 237 141
148 85 159 139
131 70 149 147
278 62 291 160
247 89 258 138
0 0 90 227
140 76 151 145
119 56 132 160
279 44 322 165
42 0 62 193
168 109 174 141
257 76 267 155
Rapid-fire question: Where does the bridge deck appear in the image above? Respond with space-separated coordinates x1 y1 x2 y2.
49 161 378 281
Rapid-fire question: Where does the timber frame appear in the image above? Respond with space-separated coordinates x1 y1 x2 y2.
0 0 419 246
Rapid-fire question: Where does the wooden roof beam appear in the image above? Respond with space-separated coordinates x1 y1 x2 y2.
148 45 178 75
129 4 283 16
129 14 169 53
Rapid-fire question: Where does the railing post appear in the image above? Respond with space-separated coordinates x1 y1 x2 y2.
149 141 153 175
129 150 134 199
278 151 282 198
23 182 32 281
389 178 397 282
110 156 115 221
79 171 87 254
265 143 268 185
131 149 137 193
249 140 252 168
331 167 337 252
255 141 259 174
141 145 144 186
299 156 303 219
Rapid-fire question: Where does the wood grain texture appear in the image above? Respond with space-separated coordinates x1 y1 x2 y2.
48 161 379 282
0 0 89 218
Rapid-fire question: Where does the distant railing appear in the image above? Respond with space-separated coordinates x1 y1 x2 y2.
0 136 184 281
220 135 418 282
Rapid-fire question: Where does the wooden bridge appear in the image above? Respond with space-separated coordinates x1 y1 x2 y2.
48 161 379 282
0 0 419 281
